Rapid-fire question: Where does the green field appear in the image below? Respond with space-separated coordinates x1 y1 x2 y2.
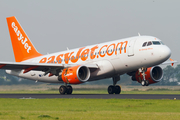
1 89 180 94
0 85 180 120
0 98 180 120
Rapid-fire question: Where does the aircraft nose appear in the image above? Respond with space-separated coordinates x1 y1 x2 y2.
159 46 171 61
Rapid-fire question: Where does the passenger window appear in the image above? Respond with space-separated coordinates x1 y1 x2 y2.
142 42 147 47
147 41 152 46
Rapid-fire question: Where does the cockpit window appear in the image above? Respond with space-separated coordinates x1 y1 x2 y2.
147 41 152 46
160 41 164 45
142 41 164 47
142 42 147 47
152 41 161 45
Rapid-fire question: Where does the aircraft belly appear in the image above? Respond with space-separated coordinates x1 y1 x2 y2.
110 57 125 74
90 60 115 79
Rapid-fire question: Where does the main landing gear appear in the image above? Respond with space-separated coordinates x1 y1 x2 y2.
139 67 149 86
108 76 121 94
59 85 73 94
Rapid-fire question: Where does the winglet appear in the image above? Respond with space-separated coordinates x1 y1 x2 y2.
6 16 42 62
169 58 174 66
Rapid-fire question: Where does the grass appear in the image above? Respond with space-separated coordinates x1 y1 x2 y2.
0 85 180 94
0 89 180 94
0 85 180 119
0 98 180 120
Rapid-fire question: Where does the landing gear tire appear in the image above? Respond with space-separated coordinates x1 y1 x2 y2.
59 85 73 94
115 85 121 94
145 80 149 86
141 80 146 86
59 86 67 94
67 85 73 94
108 85 121 94
141 80 149 86
108 85 114 94
108 75 121 94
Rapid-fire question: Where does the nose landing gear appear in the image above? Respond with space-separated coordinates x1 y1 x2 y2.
139 67 149 86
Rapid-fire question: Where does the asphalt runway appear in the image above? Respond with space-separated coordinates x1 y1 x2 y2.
0 94 179 99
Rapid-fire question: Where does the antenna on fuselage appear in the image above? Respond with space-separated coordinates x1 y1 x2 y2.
138 33 141 36
67 47 69 50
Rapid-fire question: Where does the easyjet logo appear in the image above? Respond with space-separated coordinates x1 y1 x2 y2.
11 22 31 53
39 41 128 64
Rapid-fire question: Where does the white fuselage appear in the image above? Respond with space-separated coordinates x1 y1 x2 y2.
6 36 171 83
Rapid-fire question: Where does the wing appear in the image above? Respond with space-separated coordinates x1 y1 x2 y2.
161 58 178 66
0 61 98 75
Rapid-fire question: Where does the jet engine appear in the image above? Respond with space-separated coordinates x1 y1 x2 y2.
59 65 90 84
133 66 163 85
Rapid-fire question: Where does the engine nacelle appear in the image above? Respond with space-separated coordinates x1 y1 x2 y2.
60 65 90 84
135 66 163 85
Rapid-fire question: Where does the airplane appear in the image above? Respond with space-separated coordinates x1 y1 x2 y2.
0 16 175 94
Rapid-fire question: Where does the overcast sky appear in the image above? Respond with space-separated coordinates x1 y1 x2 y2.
0 0 179 63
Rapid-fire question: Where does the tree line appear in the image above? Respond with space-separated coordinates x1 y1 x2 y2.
0 64 180 85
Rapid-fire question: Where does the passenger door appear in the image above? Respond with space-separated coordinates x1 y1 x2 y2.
127 39 136 57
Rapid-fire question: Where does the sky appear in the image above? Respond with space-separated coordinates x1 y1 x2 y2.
0 0 179 63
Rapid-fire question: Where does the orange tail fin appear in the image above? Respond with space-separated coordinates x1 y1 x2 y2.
6 16 42 62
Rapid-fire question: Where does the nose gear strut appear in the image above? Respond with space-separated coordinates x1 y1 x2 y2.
138 67 149 86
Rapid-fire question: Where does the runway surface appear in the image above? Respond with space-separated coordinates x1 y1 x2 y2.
0 94 179 99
